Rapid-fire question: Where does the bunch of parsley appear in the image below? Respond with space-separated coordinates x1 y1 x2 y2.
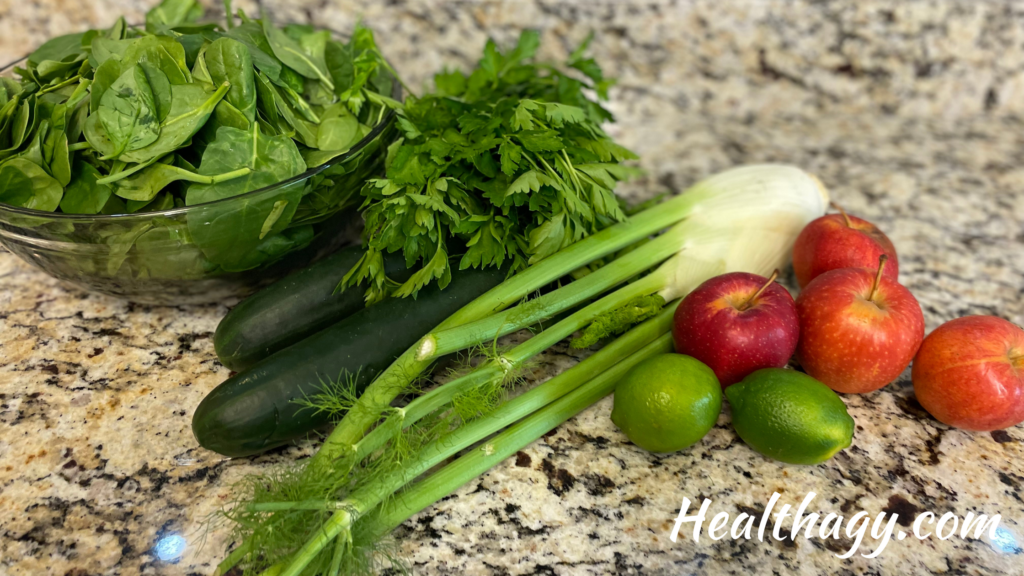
342 31 639 301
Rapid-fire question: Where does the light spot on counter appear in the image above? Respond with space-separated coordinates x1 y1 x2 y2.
153 533 187 562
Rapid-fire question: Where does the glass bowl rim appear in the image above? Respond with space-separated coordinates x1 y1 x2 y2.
0 34 401 221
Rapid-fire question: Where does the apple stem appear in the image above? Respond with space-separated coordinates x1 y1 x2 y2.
830 202 853 228
868 254 888 302
739 270 779 311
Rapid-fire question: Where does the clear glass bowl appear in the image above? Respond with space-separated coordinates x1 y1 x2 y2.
0 54 399 305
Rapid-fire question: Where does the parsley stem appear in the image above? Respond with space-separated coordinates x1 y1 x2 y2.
535 153 585 209
559 149 585 191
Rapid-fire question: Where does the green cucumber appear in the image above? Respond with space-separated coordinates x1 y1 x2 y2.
214 245 412 372
192 264 508 457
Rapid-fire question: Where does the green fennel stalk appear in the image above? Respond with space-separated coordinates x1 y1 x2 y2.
358 332 677 542
349 272 674 463
274 305 678 576
416 223 688 360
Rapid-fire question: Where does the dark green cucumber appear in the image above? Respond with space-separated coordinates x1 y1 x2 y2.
193 265 508 457
214 245 413 372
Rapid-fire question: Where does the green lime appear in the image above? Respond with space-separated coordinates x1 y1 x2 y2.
726 368 855 465
611 353 722 453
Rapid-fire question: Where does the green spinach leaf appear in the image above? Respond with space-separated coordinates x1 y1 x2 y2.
103 221 153 274
0 99 32 161
89 37 133 68
253 72 318 147
99 193 127 214
112 156 181 201
15 100 74 189
317 114 358 151
261 14 333 91
86 82 229 163
176 33 208 69
0 78 23 100
185 124 305 205
301 106 362 167
223 23 283 83
98 64 162 157
211 100 251 131
324 40 354 95
0 158 63 211
35 56 83 83
186 124 306 268
122 35 192 85
126 190 176 213
275 65 306 94
145 0 203 33
132 219 209 279
114 153 250 202
28 32 87 66
41 122 71 186
252 223 314 260
253 71 282 127
60 158 113 214
191 44 214 89
140 64 173 122
279 83 319 123
106 17 128 41
16 118 48 168
90 59 123 114
204 37 256 123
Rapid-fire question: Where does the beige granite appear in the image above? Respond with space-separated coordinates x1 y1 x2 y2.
2 1 1024 575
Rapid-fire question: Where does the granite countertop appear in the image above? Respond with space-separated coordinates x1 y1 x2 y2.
2 1 1024 574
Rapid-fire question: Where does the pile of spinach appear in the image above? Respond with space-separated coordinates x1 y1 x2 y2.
0 0 400 276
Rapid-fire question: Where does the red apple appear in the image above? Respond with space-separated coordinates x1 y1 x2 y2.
912 316 1024 431
792 204 899 289
673 271 799 388
795 256 924 394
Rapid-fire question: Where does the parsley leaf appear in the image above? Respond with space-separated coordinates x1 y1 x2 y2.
344 31 639 299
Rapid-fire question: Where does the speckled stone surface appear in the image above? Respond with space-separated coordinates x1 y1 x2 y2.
2 1 1024 575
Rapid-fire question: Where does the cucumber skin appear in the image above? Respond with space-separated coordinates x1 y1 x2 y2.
193 265 508 458
213 246 411 372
